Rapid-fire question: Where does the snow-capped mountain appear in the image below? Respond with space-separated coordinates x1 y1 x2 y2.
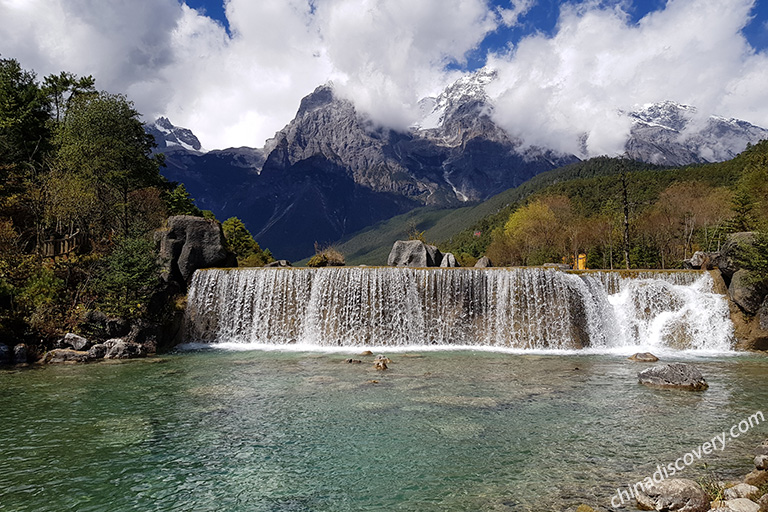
625 101 768 165
146 116 204 152
148 71 768 260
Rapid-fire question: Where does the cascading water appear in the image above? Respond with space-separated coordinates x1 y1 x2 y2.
184 267 734 351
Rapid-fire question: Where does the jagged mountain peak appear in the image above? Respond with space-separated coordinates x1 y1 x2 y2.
628 101 697 132
146 117 204 152
414 67 498 131
296 83 341 117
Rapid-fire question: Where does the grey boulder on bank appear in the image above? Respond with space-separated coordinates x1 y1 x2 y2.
635 478 710 512
387 240 443 267
638 363 708 390
155 215 237 289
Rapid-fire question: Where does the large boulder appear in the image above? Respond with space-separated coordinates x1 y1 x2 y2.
440 252 458 268
638 363 708 390
474 256 493 268
104 339 146 359
730 270 768 315
58 332 92 351
758 494 768 512
683 251 717 269
42 349 92 363
724 484 761 500
155 215 237 289
711 232 757 285
635 479 709 512
387 240 443 267
716 499 761 512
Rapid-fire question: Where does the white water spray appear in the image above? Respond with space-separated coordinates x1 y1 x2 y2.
184 267 733 351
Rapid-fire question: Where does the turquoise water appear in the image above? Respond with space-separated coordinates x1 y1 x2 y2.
1 349 766 511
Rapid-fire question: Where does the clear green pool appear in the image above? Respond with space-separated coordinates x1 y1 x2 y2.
1 349 766 511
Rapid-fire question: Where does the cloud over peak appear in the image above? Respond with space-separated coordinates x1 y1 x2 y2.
1 0 766 154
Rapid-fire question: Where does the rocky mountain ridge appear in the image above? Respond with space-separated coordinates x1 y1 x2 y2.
148 71 768 260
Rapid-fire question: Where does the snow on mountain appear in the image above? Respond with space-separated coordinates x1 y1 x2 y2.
413 68 497 132
625 101 768 165
146 117 204 153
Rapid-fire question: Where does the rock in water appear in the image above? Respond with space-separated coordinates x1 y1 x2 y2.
440 252 458 267
756 455 768 471
155 215 237 289
628 352 659 362
638 363 708 390
387 240 442 267
474 256 493 268
635 478 709 512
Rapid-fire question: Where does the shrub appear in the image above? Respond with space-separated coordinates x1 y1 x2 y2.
307 245 345 267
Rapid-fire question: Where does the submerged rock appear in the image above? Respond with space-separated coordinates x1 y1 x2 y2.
638 363 708 390
359 350 373 356
373 360 388 371
387 240 443 267
628 352 659 362
755 440 768 456
635 478 709 512
345 359 362 364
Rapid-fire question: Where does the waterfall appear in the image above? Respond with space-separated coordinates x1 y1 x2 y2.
184 267 734 351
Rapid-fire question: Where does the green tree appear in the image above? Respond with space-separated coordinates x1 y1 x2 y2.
165 183 203 216
54 91 165 238
0 58 51 167
221 217 274 266
42 71 95 124
93 236 159 318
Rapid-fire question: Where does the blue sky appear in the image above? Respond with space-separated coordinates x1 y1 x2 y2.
185 0 768 69
3 0 768 152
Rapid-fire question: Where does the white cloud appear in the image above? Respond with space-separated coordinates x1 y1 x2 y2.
497 0 535 27
0 0 500 149
0 0 766 154
487 0 765 156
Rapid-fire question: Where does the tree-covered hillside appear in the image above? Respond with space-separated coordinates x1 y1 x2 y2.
0 58 272 348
